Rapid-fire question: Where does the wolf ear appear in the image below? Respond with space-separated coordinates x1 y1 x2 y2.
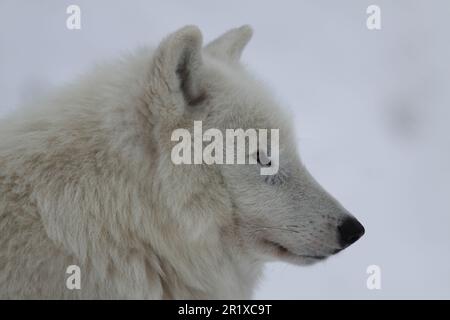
205 25 253 62
151 26 205 114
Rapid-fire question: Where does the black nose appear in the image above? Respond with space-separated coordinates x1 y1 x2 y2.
338 217 365 247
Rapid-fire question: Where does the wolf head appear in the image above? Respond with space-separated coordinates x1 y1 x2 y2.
148 25 364 267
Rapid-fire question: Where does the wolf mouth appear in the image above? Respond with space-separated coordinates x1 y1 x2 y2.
262 239 327 260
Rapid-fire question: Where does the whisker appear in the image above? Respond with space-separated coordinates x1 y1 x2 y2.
242 222 301 234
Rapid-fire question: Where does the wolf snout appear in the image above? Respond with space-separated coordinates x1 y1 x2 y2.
338 217 365 247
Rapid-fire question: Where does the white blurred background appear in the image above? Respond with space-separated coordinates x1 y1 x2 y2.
1 0 449 299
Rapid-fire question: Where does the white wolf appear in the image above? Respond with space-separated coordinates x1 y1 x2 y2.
0 26 364 299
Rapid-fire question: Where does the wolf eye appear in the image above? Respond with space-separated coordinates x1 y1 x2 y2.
256 150 271 167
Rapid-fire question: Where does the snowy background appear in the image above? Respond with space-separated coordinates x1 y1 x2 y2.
1 0 449 299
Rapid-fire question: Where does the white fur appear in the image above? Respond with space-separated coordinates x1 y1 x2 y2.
0 26 362 299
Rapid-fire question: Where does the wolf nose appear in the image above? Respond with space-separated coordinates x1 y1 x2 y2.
338 217 365 247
